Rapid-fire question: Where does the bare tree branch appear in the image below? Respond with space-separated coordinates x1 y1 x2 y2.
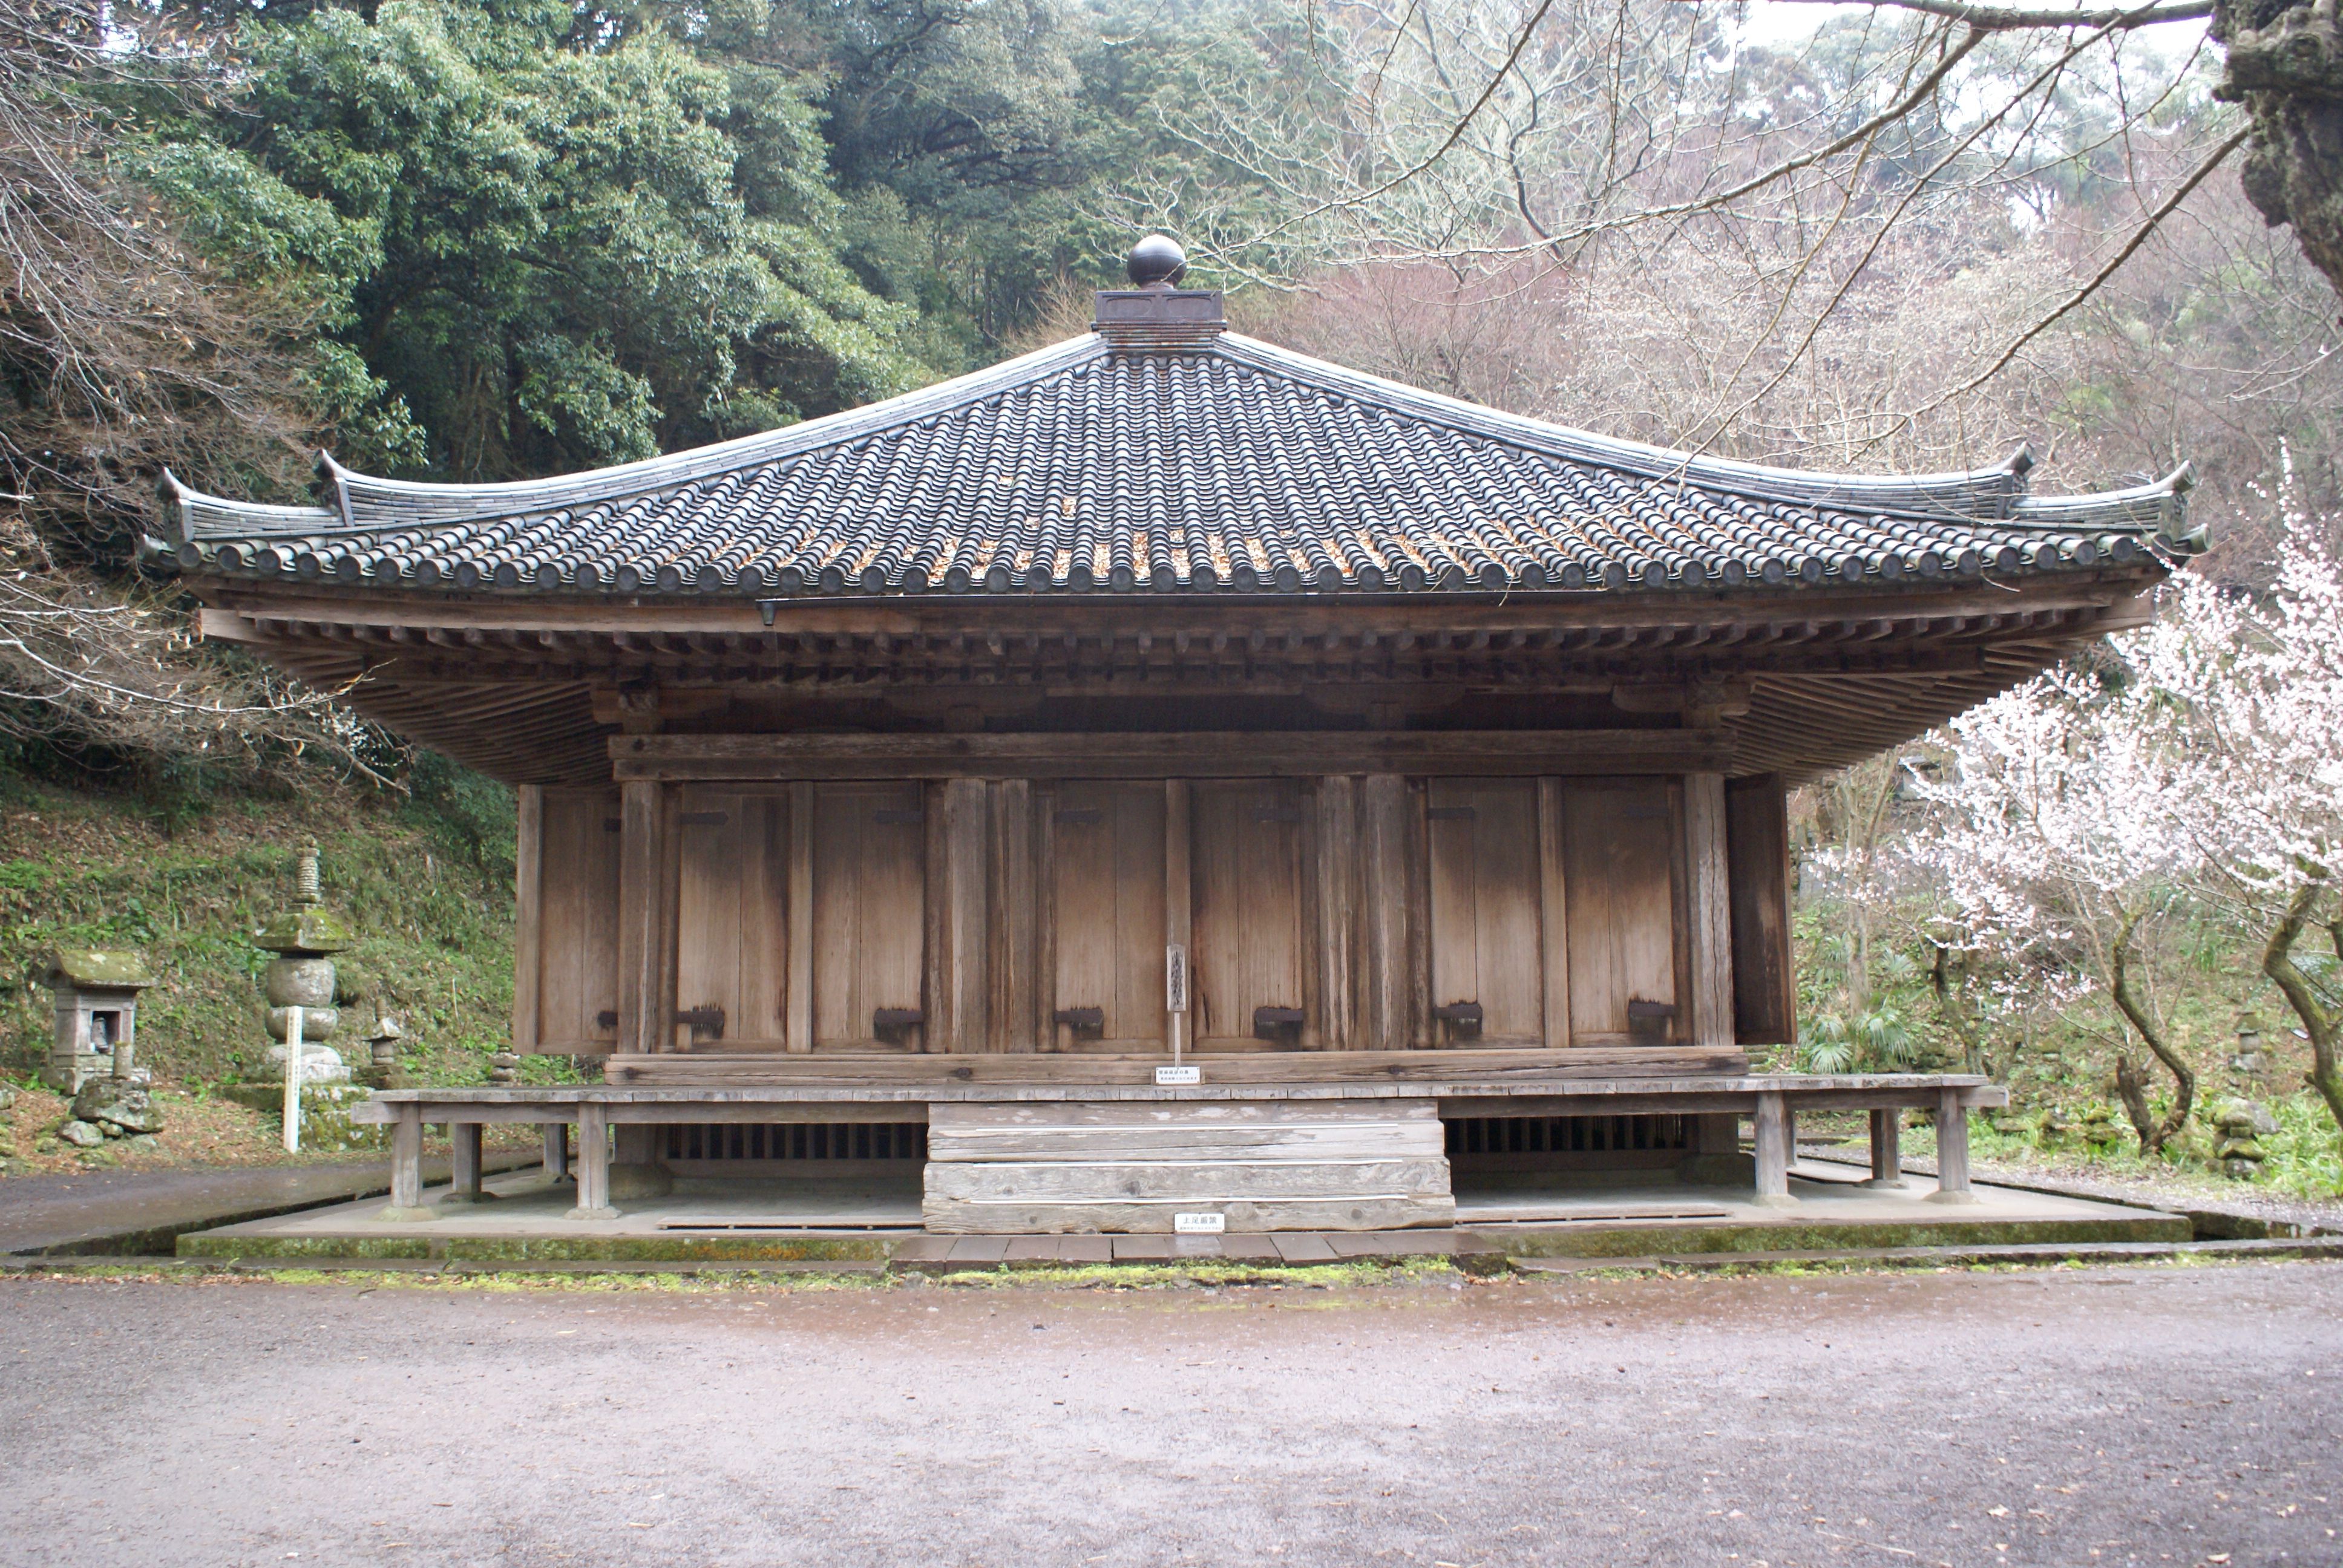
1690 0 2216 30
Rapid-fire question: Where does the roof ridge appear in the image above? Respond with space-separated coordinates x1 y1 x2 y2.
1212 333 2039 520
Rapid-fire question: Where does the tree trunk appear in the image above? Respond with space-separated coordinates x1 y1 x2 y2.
2262 881 2343 1135
2109 910 2194 1156
1928 939 1988 1077
2216 0 2343 301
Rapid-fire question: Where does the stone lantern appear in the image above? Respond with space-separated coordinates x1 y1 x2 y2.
362 1015 408 1090
254 845 354 1087
34 947 154 1093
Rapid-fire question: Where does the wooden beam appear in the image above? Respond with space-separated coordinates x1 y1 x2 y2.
1685 772 1735 1049
611 730 1734 781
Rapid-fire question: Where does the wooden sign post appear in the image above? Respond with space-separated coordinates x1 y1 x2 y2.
1156 943 1197 1085
281 1004 304 1153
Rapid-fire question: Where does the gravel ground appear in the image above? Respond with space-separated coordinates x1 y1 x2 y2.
2 1261 2338 1567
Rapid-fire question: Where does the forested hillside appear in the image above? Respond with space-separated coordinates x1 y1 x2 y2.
2 0 2339 1186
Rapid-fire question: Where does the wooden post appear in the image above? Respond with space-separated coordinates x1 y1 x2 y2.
1725 775 1796 1044
512 784 543 1051
1315 776 1357 1051
1538 776 1571 1049
1685 773 1735 1049
568 1102 617 1220
785 782 814 1053
380 1103 433 1221
940 777 989 1053
988 779 1034 1052
1752 1091 1796 1207
543 1121 569 1181
280 1004 304 1154
1865 1107 1906 1187
1360 774 1410 1052
615 780 667 1055
447 1121 495 1204
1929 1089 1979 1204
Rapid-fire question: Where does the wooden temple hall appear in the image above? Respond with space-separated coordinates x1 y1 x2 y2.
160 235 2198 1232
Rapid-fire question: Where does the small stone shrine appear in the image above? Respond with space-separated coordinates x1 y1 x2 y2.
36 947 154 1093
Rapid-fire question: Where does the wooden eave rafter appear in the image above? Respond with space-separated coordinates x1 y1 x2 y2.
191 572 2161 787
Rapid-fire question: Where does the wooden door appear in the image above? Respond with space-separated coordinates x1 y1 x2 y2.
1048 782 1168 1051
1562 782 1680 1044
811 782 926 1051
672 789 787 1050
1426 779 1547 1047
535 791 620 1051
1190 780 1309 1050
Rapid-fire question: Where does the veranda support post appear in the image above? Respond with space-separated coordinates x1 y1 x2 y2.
543 1122 569 1181
1929 1088 1978 1204
568 1102 617 1220
1865 1108 1906 1187
379 1103 433 1222
1753 1091 1797 1207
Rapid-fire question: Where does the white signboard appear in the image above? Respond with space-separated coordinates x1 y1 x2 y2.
1173 1211 1226 1235
1155 1063 1201 1085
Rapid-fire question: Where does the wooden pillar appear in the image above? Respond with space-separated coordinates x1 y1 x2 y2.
988 779 1034 1052
785 782 814 1053
1164 779 1191 1055
568 1102 617 1220
543 1121 569 1181
1315 776 1357 1051
1752 1091 1797 1207
446 1121 490 1204
380 1103 433 1221
1360 774 1411 1053
1865 1107 1906 1187
1929 1089 1978 1204
1685 772 1735 1049
920 778 990 1054
1537 777 1570 1049
615 780 668 1055
512 784 543 1051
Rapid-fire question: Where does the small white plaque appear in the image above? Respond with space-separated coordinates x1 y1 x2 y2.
1174 1211 1226 1235
1155 1064 1201 1085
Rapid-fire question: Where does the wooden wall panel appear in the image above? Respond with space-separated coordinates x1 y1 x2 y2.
1684 772 1735 1050
1562 783 1679 1044
534 789 620 1052
672 789 787 1049
616 781 666 1054
1190 780 1308 1050
512 785 543 1051
1727 773 1797 1045
1314 776 1358 1051
1049 782 1167 1051
1359 774 1414 1052
1426 779 1546 1047
811 782 926 1051
987 779 1035 1053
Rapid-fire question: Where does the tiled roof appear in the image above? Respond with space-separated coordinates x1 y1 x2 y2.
159 322 2198 598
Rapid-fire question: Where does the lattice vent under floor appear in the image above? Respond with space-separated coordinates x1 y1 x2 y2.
663 1123 929 1162
1444 1114 1691 1157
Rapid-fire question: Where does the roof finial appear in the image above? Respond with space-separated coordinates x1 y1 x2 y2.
1127 234 1187 289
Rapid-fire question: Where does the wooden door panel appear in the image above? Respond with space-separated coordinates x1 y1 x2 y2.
811 783 926 1051
1190 780 1307 1050
537 791 620 1050
1563 783 1679 1043
1426 779 1545 1045
1051 782 1167 1050
673 789 786 1050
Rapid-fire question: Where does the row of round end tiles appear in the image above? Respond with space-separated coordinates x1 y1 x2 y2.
182 532 2155 593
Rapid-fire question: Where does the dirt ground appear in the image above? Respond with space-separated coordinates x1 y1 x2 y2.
1 1261 2336 1567
0 1082 537 1178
